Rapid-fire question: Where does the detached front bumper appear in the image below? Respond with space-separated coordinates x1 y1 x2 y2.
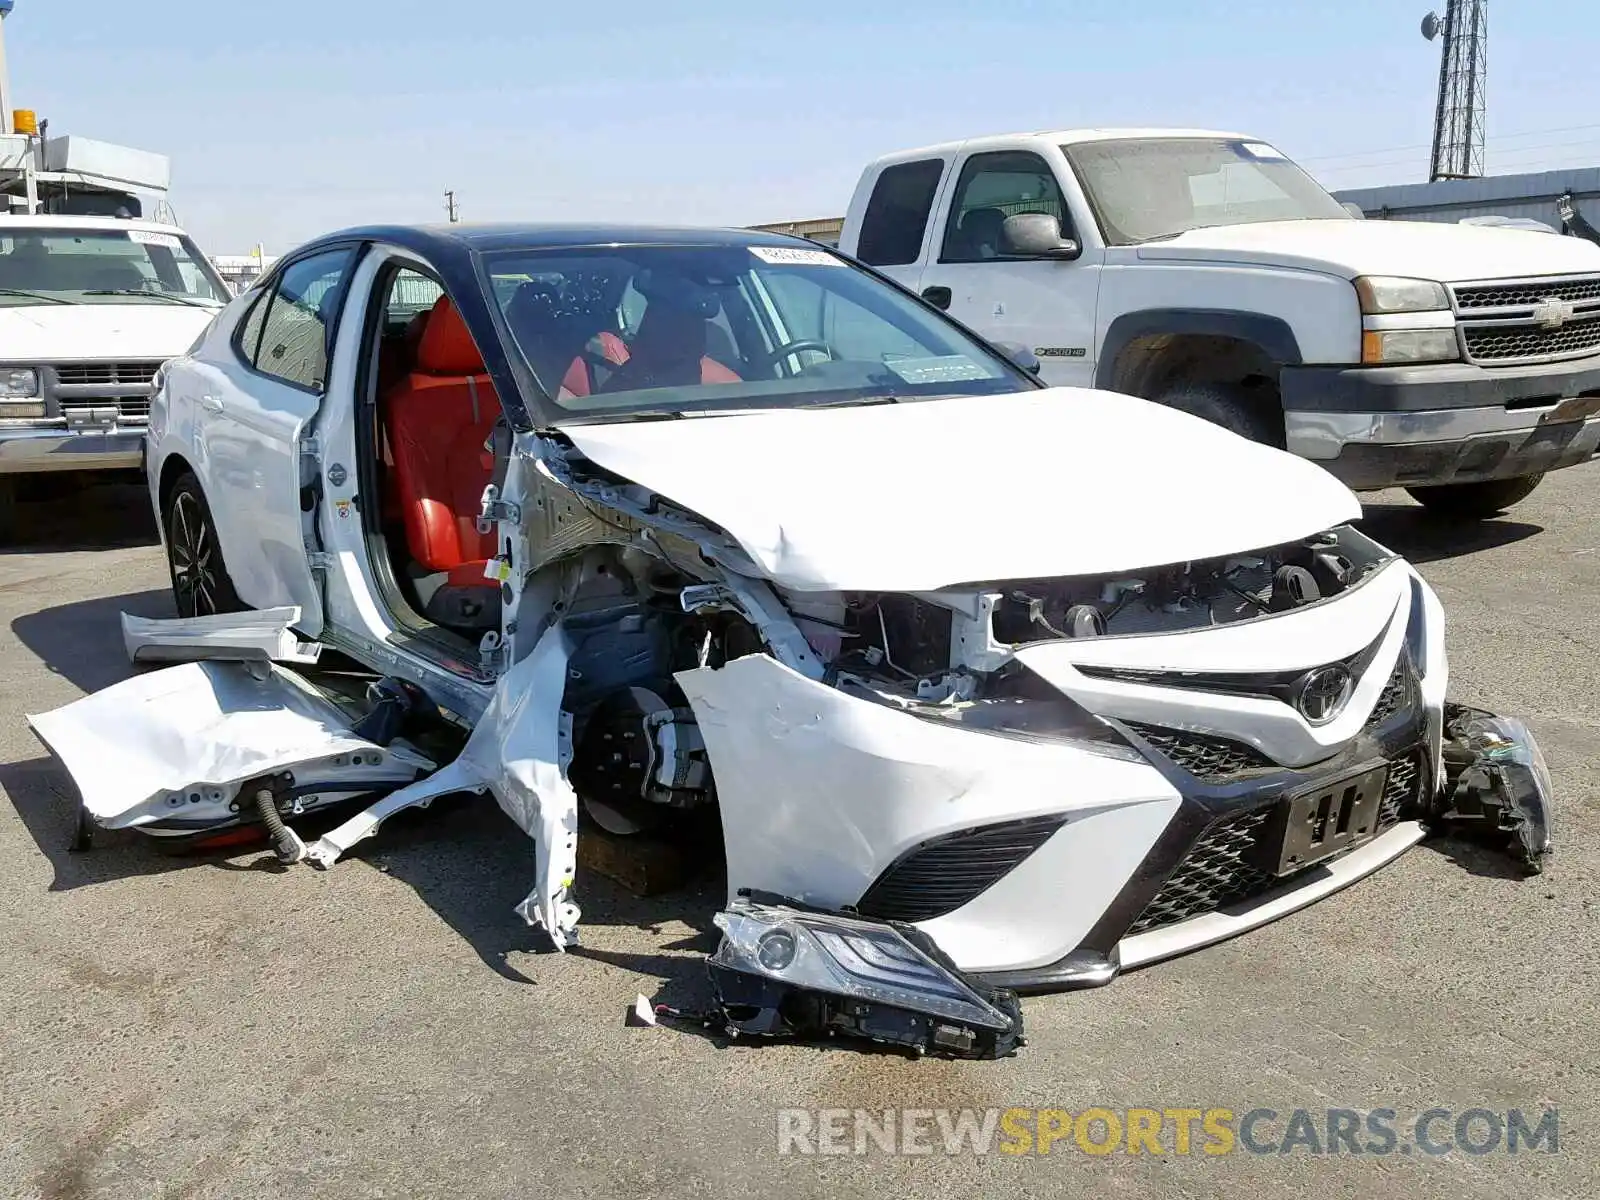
0 424 145 474
1281 359 1600 489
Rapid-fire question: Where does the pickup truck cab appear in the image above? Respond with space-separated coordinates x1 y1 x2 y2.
0 214 229 534
838 128 1600 517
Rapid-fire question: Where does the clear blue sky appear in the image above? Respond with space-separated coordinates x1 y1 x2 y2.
9 0 1600 253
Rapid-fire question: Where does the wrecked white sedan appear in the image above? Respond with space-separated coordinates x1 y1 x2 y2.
29 225 1551 1056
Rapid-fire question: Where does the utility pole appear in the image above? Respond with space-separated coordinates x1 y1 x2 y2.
445 190 459 223
0 0 16 135
1422 1 1489 181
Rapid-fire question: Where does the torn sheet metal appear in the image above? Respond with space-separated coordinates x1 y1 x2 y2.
307 624 582 947
27 661 430 830
121 606 322 666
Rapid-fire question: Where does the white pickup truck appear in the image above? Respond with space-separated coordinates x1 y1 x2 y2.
0 136 229 537
837 128 1600 517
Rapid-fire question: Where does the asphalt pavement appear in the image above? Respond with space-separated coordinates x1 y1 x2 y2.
0 467 1596 1200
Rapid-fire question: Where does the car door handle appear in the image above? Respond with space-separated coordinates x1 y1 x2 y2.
199 394 223 413
921 286 952 311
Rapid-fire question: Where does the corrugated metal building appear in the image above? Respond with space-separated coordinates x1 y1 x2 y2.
1333 168 1600 232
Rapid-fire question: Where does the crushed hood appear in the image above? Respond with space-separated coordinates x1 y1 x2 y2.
1135 218 1600 282
561 388 1361 592
0 302 218 362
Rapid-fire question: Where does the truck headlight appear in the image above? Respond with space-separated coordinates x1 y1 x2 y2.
1355 276 1450 314
1361 328 1460 364
0 367 39 397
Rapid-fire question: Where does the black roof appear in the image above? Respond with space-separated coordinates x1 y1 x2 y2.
301 222 814 257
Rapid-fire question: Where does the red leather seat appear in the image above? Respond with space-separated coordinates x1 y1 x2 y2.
560 325 741 398
384 296 501 586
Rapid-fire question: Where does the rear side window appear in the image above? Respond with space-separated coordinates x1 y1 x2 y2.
941 151 1071 263
248 248 356 391
856 159 945 267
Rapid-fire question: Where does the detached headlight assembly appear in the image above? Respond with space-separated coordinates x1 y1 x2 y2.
1355 276 1450 314
707 892 1024 1059
1436 706 1554 875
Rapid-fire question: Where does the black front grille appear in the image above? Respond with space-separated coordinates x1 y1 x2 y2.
1452 276 1600 310
59 397 149 422
1377 752 1424 829
1129 748 1428 935
1124 722 1274 781
55 361 161 386
1128 807 1276 934
1365 661 1408 729
1462 315 1600 363
856 816 1068 923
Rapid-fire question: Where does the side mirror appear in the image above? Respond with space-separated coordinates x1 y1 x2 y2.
1002 213 1082 260
994 340 1042 375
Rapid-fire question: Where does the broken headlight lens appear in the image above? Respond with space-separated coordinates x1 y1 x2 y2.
708 895 1023 1057
1438 706 1554 874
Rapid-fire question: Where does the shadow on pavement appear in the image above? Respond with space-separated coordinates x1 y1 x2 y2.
1357 499 1543 565
364 794 723 990
11 588 173 694
0 476 159 554
1424 833 1541 881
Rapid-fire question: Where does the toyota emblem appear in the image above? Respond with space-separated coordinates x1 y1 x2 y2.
1296 665 1354 725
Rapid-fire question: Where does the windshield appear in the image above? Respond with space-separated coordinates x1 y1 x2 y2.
483 243 1031 421
0 228 229 306
1062 138 1350 245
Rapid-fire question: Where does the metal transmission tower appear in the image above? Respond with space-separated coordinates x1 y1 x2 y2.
1422 1 1488 181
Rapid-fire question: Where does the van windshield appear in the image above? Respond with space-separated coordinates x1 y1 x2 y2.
483 242 1031 421
1062 138 1350 245
0 228 229 306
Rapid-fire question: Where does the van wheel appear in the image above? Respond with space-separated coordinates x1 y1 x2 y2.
164 473 243 618
1406 474 1545 519
1151 380 1284 447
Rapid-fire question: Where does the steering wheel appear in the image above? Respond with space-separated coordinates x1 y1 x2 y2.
748 339 833 375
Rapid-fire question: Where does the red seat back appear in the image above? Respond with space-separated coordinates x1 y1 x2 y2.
384 296 501 574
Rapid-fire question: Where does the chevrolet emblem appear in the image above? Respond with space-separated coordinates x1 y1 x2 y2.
1531 296 1576 329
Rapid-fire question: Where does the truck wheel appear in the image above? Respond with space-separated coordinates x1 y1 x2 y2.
164 473 243 618
0 478 15 543
1151 380 1283 446
1405 474 1545 519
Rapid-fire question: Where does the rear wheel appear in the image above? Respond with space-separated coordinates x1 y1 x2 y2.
1151 379 1284 446
164 473 243 617
1406 474 1545 519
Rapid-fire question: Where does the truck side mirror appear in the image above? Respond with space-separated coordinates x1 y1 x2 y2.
1002 213 1082 260
993 341 1042 375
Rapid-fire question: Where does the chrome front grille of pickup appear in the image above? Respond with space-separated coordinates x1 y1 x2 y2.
43 361 161 426
1449 274 1600 366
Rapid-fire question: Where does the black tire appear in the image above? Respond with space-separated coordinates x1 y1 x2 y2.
0 477 15 544
1405 473 1545 519
1150 380 1284 446
163 472 244 617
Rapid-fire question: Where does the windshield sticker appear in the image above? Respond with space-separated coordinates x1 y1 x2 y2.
1237 142 1288 161
127 230 182 249
749 246 842 267
885 355 993 384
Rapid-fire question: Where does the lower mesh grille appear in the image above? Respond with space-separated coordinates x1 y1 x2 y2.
1128 808 1275 934
1124 723 1274 781
1366 662 1408 728
856 816 1068 923
1129 748 1428 936
1377 752 1423 829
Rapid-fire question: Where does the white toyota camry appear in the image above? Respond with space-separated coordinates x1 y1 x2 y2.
29 224 1551 1053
